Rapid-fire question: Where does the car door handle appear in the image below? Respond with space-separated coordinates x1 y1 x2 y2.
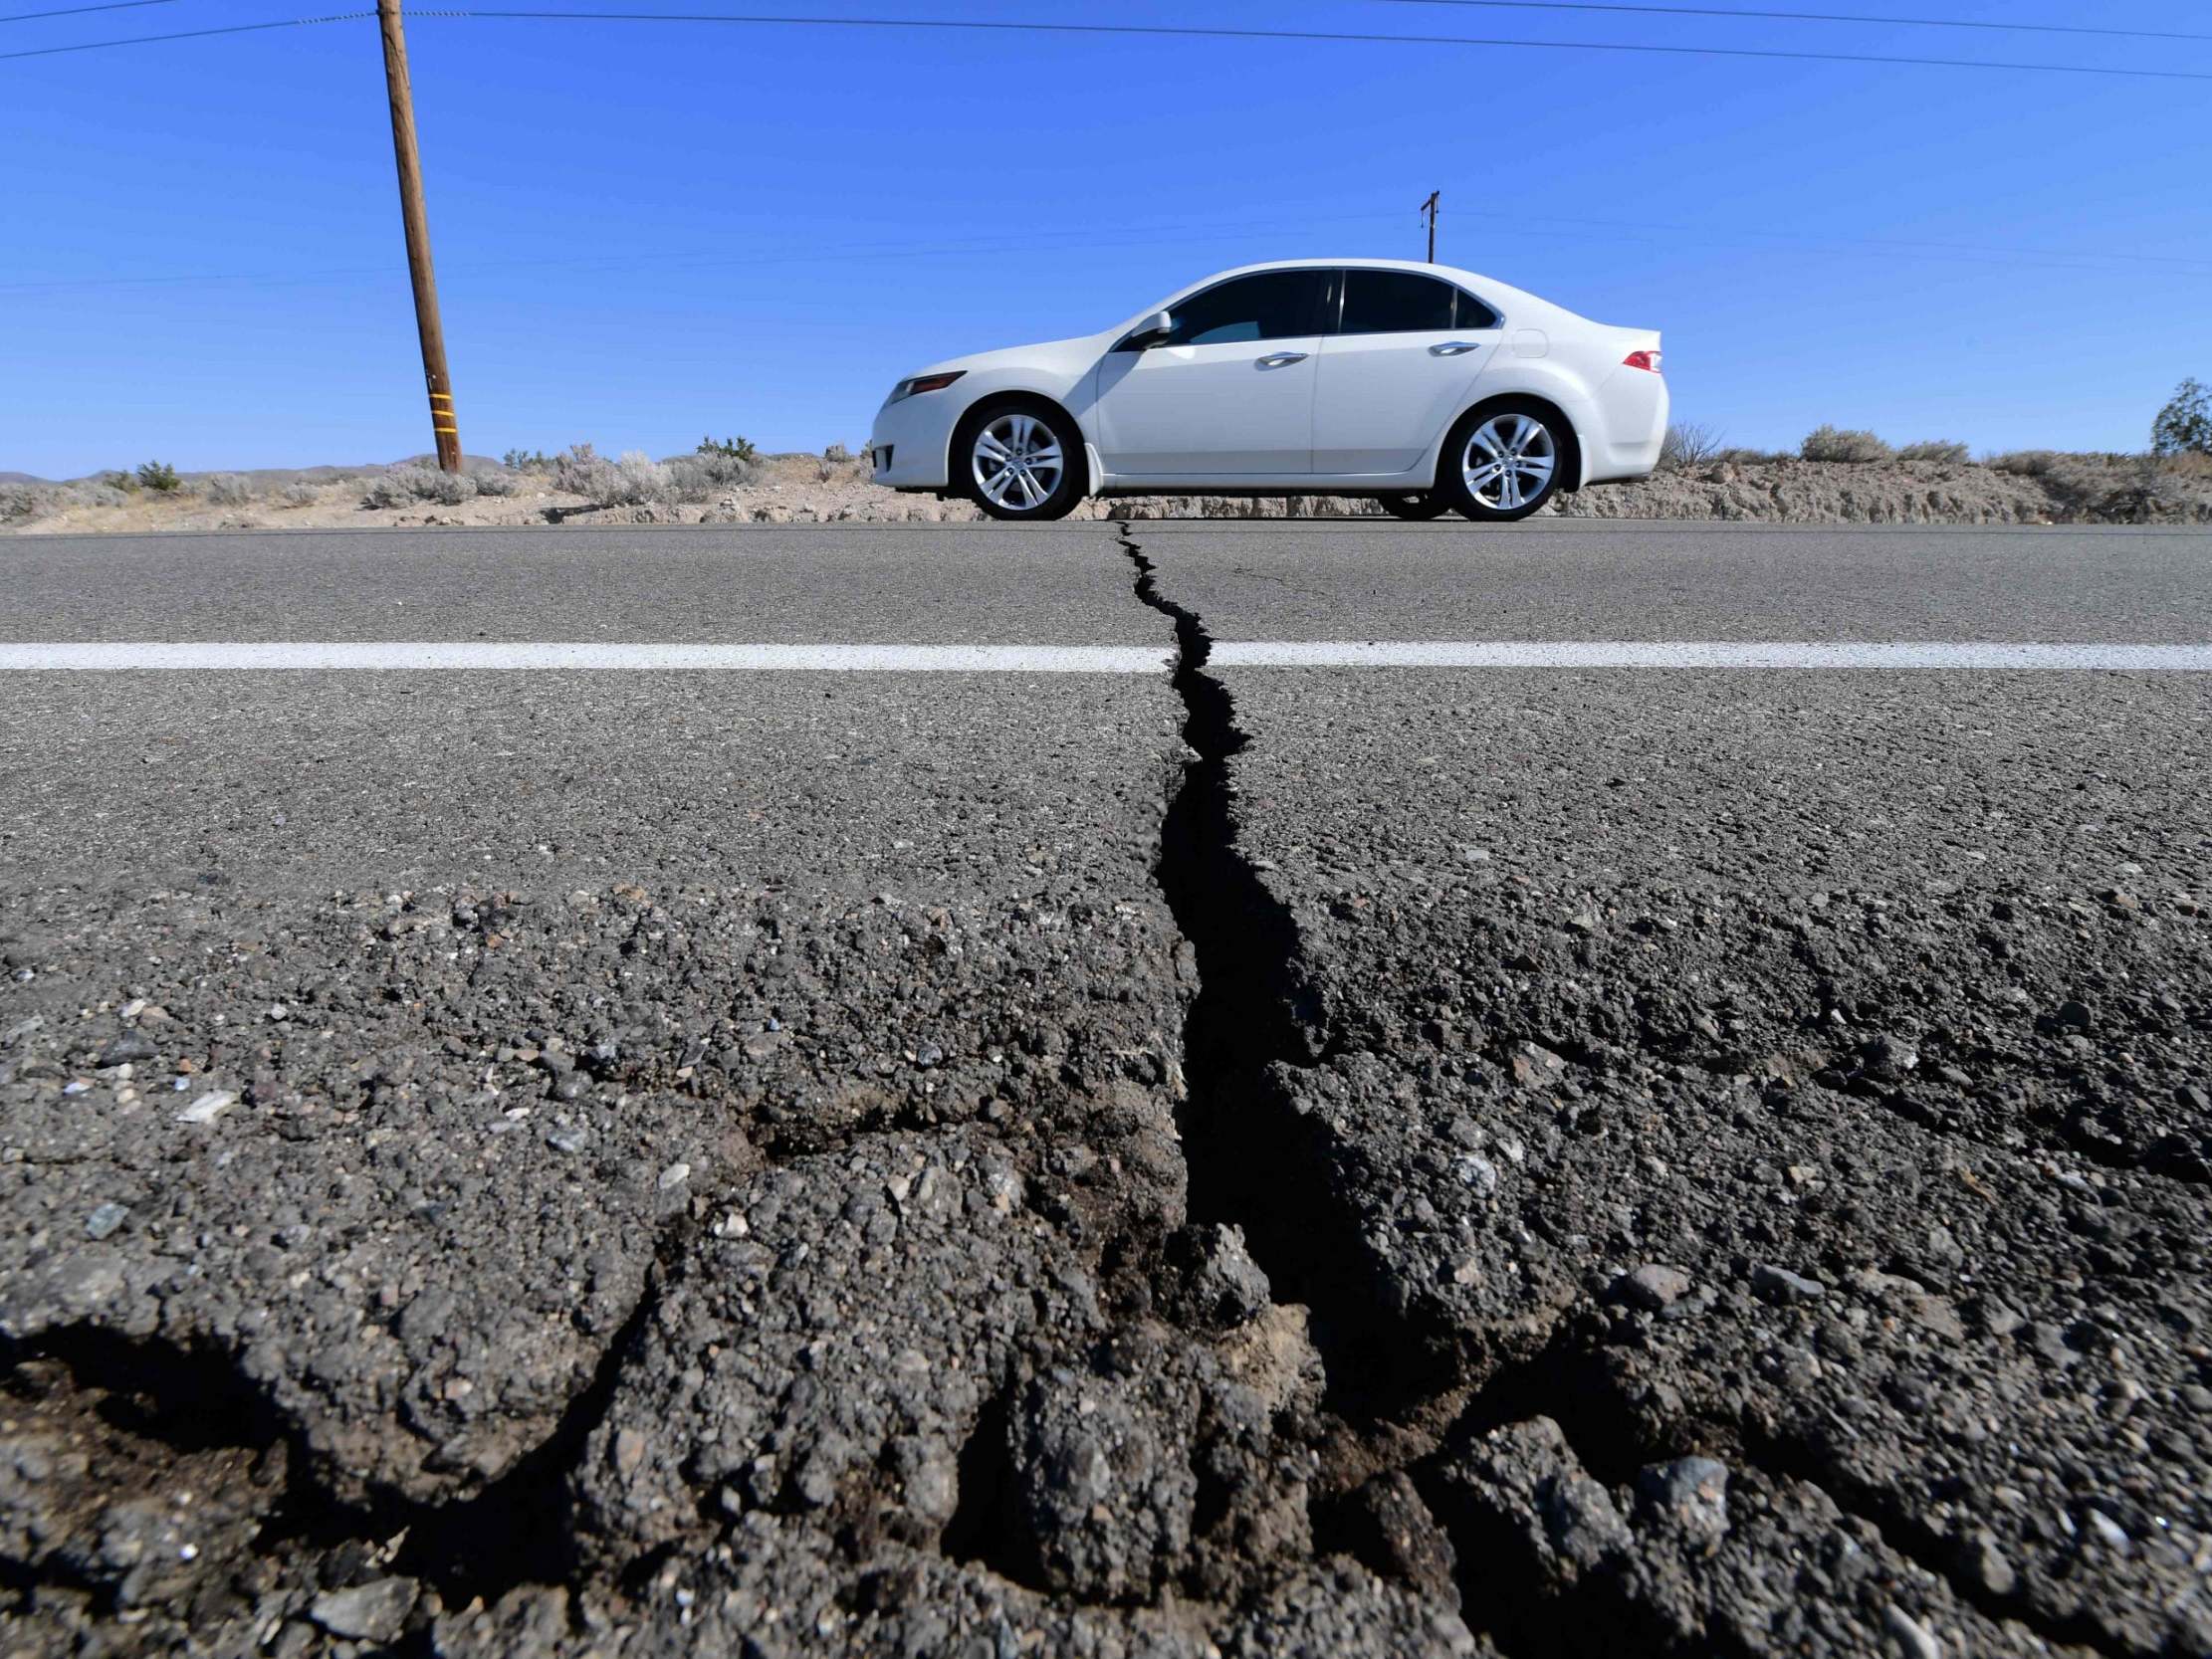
1430 341 1483 356
1256 351 1309 368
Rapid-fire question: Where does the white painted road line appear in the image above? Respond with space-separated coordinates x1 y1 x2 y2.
0 643 1174 673
1 642 2210 672
1208 641 2212 671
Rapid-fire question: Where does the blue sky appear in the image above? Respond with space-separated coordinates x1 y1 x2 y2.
3 1 2208 475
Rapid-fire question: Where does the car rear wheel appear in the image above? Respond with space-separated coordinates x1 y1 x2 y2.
958 402 1085 521
1439 402 1566 522
1375 492 1450 521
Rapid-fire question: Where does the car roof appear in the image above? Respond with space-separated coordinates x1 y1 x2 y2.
1169 257 1566 324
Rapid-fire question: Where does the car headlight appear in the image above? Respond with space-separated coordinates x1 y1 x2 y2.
889 370 966 403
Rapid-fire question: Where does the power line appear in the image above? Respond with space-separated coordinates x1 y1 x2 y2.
0 213 1414 295
1364 0 2212 47
9 204 2207 300
0 0 176 22
1 10 364 57
448 13 2212 83
9 7 2210 79
11 0 2200 46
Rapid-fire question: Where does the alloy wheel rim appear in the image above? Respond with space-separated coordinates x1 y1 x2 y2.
973 413 1064 511
1462 413 1555 511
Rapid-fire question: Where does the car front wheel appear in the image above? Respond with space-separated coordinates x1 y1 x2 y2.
1440 402 1566 522
958 402 1085 521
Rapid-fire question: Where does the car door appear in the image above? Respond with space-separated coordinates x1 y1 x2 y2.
1091 269 1328 476
1312 269 1502 475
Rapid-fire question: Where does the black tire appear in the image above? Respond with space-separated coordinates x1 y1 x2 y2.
1438 399 1571 522
955 399 1086 521
1375 492 1451 521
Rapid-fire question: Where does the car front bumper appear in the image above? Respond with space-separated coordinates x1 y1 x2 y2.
867 392 960 491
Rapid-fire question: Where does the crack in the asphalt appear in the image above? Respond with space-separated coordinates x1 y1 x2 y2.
1404 1328 1749 1659
1116 523 2157 1659
0 1327 298 1614
1736 1417 2138 1659
0 1218 684 1648
385 1239 674 1615
1120 523 1555 1651
1120 522 1462 1432
1782 916 2211 1188
1123 523 1681 1659
1423 1323 2139 1659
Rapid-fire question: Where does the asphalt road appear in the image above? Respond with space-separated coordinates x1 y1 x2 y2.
1134 518 2212 642
1 519 2207 1659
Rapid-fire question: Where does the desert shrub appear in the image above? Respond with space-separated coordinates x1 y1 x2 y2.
699 434 758 463
1 484 52 522
1712 447 1791 465
2038 454 2163 522
552 443 610 499
0 482 128 518
1659 421 1723 469
1895 439 1969 464
608 452 670 504
667 447 757 502
361 465 475 508
278 481 318 509
204 474 256 506
2152 377 2212 458
502 447 553 472
361 469 427 509
1963 451 2208 523
823 442 853 464
469 468 520 497
136 460 181 493
553 443 669 506
1800 425 1892 464
665 456 712 501
104 470 140 494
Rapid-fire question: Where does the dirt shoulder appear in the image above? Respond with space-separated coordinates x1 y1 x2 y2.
6 449 2209 534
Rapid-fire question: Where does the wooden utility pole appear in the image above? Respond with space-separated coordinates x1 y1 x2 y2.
377 0 461 472
1420 190 1439 263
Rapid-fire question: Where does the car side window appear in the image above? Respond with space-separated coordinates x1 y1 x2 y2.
1161 271 1325 346
1453 289 1501 329
1338 269 1459 335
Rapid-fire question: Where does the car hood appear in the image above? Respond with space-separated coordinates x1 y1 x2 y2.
909 331 1110 379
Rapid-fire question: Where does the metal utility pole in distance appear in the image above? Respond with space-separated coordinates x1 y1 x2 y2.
1420 190 1439 263
376 0 461 472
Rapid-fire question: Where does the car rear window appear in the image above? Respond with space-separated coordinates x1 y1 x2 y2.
1338 270 1499 334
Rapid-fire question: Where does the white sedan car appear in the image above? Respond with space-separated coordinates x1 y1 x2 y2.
868 258 1664 522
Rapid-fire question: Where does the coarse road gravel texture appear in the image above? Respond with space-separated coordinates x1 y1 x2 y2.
0 519 2207 1659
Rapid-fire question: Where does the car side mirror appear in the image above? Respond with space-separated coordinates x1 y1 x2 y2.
1119 310 1174 350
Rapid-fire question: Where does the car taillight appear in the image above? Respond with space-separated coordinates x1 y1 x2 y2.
1623 349 1661 373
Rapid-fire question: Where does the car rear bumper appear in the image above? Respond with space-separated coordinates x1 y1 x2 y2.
1584 367 1668 483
